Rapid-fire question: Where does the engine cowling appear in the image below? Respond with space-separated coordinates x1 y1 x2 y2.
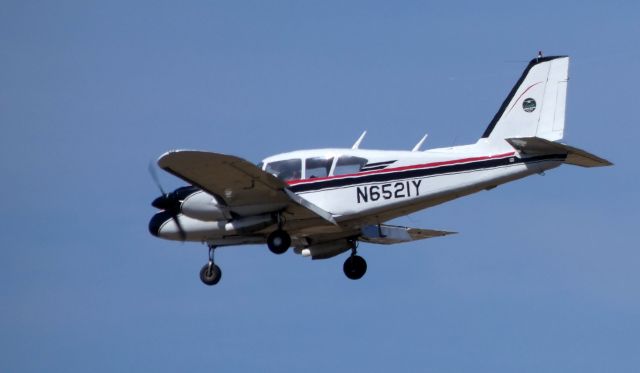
180 190 230 221
150 213 274 241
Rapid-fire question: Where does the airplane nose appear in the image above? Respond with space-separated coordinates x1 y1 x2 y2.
148 211 172 237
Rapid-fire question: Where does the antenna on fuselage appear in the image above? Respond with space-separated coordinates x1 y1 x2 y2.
352 130 367 149
411 133 428 152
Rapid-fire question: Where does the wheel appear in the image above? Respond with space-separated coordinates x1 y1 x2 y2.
200 263 222 285
343 255 367 280
267 230 291 254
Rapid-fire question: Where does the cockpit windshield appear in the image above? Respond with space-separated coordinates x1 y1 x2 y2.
265 159 302 181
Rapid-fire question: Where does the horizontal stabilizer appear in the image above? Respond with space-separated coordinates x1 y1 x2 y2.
360 224 456 245
506 137 613 168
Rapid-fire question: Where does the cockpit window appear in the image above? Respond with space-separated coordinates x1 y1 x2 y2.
305 157 333 179
265 159 302 181
333 156 368 176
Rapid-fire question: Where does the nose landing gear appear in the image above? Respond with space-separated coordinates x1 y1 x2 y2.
200 244 222 286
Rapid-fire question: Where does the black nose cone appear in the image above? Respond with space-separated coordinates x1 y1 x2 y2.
149 211 172 237
151 195 171 210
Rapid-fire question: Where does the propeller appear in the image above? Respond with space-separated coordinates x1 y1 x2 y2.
149 162 187 240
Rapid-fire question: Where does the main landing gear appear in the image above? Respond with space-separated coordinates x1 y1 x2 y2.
343 241 367 280
267 213 291 256
199 233 367 285
200 244 222 286
267 229 291 254
199 228 292 285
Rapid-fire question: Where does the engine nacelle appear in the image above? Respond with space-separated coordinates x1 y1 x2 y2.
181 190 230 221
150 213 274 241
296 239 351 260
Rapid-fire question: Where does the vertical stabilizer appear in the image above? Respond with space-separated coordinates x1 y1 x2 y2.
481 56 569 142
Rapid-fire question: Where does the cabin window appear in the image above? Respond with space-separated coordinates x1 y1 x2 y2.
265 159 302 181
305 157 333 179
333 156 368 176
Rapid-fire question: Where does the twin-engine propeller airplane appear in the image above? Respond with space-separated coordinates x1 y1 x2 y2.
149 55 611 286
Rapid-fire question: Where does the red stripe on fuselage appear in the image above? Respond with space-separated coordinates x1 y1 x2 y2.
286 152 516 186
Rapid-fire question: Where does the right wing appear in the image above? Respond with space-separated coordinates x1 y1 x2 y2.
158 150 288 206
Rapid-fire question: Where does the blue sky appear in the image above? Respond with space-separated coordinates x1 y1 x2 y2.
1 1 639 371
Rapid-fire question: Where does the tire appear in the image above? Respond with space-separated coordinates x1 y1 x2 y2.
343 255 367 280
200 263 222 285
267 230 291 254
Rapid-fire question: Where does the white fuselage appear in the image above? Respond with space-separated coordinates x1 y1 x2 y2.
150 140 566 243
263 140 565 225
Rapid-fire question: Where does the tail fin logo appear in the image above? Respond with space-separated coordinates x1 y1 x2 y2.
523 98 537 112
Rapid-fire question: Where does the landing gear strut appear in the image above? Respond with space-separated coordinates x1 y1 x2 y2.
343 241 367 280
200 244 222 286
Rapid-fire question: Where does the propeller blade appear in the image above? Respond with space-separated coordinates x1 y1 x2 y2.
149 161 187 240
148 161 166 195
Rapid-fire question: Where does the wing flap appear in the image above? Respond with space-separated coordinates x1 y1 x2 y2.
284 189 338 225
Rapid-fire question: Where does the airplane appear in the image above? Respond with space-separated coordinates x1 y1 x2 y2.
148 55 612 286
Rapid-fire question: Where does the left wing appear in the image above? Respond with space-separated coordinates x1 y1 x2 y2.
297 223 456 260
158 150 336 224
359 224 456 244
